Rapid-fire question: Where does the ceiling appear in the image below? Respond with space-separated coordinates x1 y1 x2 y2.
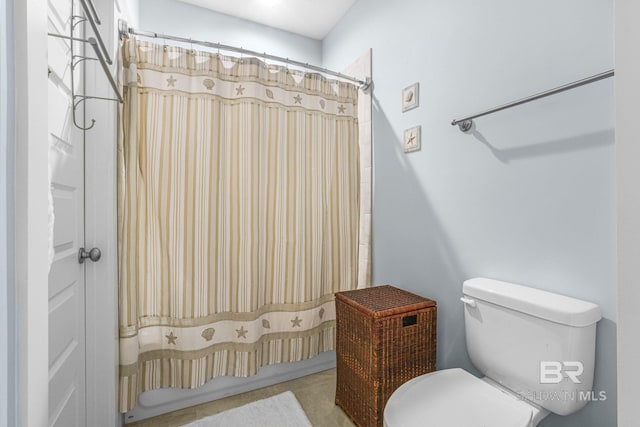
176 0 358 40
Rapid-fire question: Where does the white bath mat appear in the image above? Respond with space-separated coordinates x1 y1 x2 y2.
179 391 312 427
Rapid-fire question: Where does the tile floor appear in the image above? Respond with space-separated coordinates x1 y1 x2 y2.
126 369 355 427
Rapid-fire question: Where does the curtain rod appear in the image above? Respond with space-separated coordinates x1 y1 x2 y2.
451 69 614 132
118 20 372 91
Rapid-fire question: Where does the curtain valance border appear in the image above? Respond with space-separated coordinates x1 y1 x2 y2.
123 38 360 102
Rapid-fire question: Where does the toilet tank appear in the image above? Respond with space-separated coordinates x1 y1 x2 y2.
462 278 601 416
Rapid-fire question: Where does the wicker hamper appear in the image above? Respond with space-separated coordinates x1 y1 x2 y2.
335 285 437 427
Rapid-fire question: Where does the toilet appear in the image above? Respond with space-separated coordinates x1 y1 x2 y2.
384 277 602 427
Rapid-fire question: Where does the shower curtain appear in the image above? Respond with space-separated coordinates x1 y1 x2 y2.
117 38 369 412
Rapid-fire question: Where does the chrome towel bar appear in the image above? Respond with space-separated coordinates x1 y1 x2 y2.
451 69 614 132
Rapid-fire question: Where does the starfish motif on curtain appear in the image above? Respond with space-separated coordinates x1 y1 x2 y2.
338 104 346 114
291 316 302 327
166 75 177 87
293 94 302 104
236 326 248 338
235 85 245 95
165 331 178 345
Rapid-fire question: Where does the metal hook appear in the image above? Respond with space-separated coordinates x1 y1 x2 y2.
74 115 96 131
69 0 94 131
73 96 97 131
72 15 87 30
72 55 97 70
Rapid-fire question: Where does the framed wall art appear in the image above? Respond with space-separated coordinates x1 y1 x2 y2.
402 82 419 112
403 125 421 153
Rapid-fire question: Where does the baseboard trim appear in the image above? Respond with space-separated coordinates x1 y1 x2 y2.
124 351 336 423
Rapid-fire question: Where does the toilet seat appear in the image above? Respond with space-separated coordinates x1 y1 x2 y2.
384 368 549 427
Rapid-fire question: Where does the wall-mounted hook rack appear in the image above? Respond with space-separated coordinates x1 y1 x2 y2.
72 55 98 70
79 0 112 64
84 0 101 25
47 0 122 131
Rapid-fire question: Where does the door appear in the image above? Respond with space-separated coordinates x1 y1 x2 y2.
47 0 87 425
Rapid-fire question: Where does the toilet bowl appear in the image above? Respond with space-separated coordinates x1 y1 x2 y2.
384 369 549 427
384 278 601 427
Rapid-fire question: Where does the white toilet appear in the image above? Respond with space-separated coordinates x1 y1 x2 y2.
384 277 601 427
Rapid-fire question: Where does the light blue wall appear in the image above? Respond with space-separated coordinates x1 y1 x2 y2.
323 1 616 426
139 0 322 65
127 0 140 27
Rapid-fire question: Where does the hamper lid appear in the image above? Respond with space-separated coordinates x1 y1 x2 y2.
384 368 545 427
336 285 435 317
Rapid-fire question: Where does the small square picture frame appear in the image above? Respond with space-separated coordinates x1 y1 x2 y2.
402 82 419 112
403 125 421 153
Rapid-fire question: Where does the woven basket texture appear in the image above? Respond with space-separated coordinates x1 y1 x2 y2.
335 285 437 427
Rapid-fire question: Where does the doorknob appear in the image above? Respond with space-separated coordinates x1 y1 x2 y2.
78 247 102 264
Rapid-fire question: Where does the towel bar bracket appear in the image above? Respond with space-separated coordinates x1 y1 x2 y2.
456 119 473 132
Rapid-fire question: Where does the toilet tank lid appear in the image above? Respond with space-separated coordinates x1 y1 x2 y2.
463 278 601 327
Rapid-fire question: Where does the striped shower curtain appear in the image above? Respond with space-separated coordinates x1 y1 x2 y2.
117 38 368 411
